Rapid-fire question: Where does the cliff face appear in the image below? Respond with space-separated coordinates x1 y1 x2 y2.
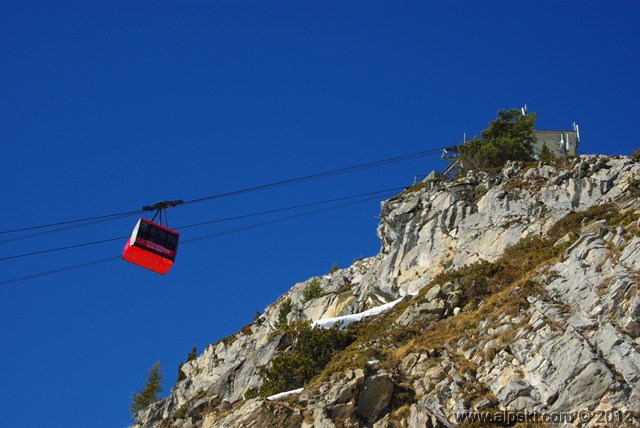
132 155 640 427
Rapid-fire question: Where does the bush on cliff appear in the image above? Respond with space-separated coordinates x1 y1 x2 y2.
130 361 163 415
255 322 354 397
458 109 536 171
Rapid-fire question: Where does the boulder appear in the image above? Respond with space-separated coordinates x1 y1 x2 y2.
357 374 395 425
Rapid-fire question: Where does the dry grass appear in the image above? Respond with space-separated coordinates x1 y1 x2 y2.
503 175 546 193
400 182 426 195
548 204 612 238
313 234 563 387
548 203 639 241
305 206 622 415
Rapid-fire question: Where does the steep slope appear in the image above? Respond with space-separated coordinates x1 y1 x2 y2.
132 155 640 427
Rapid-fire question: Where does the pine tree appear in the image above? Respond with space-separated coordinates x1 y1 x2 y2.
276 299 293 328
177 345 198 383
329 263 339 274
130 361 163 415
459 109 536 171
176 361 185 382
539 143 556 162
187 345 197 362
302 279 323 303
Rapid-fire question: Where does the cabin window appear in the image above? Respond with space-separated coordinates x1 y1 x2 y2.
136 221 178 252
167 234 177 246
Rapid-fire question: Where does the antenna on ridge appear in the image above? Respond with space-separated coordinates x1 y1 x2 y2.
521 104 528 115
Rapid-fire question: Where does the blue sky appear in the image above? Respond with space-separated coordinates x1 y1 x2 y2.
1 1 638 427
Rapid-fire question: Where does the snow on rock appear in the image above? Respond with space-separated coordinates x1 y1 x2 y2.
266 388 304 401
311 297 404 329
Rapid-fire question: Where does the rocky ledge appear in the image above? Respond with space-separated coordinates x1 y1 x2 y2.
132 155 640 427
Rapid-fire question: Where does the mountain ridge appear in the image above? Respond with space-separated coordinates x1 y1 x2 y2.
132 154 640 427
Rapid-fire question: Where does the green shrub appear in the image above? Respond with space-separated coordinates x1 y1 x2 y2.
539 143 557 162
256 323 354 396
243 387 259 399
425 236 561 309
431 260 502 289
501 236 559 272
276 299 293 328
547 203 639 238
312 234 575 389
426 260 502 306
337 281 354 294
187 345 197 362
628 178 640 198
176 365 185 382
131 362 163 415
302 279 323 303
329 263 339 274
632 148 640 161
176 345 197 382
401 182 426 195
458 109 536 171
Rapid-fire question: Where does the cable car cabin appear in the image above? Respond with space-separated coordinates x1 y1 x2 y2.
122 219 179 275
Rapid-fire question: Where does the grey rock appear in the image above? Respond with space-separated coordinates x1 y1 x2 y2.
357 374 395 425
489 369 533 405
203 399 303 428
131 155 640 428
396 298 447 326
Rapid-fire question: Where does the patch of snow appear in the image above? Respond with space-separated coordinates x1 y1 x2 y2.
266 388 304 401
367 360 380 366
312 297 404 329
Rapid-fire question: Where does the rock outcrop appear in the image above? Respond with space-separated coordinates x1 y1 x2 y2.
131 155 640 427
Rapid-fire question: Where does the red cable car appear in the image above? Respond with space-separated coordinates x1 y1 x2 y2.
122 218 179 275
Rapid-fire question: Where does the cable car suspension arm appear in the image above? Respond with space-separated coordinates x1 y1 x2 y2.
143 200 183 228
142 200 184 212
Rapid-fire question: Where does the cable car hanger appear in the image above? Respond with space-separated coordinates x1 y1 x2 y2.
144 199 184 229
142 199 184 212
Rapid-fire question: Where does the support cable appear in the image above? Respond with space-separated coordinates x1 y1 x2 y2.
0 147 444 239
0 187 402 262
0 213 137 245
0 256 122 287
0 190 397 287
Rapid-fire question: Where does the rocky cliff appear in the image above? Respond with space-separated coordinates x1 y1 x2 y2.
132 155 640 427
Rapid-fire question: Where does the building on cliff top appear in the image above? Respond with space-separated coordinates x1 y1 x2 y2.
532 124 580 158
439 113 580 176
